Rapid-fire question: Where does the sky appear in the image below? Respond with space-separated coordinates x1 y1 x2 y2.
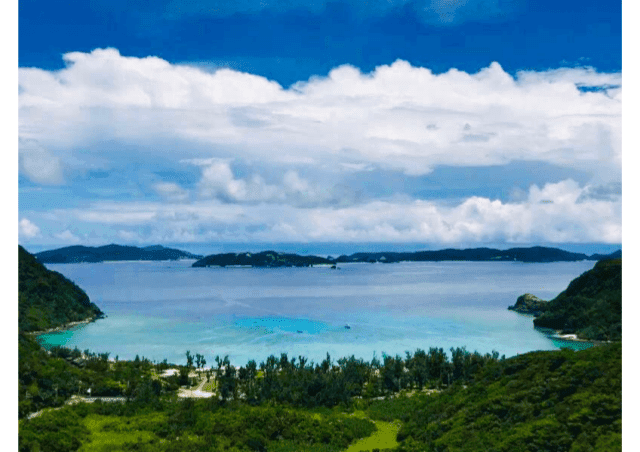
17 0 623 252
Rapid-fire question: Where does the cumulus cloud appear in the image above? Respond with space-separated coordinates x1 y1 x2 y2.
18 50 621 246
47 180 619 245
54 230 82 243
185 159 359 207
153 182 190 203
19 138 64 185
18 50 621 184
19 218 41 238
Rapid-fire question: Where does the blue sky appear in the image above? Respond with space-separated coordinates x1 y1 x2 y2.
18 0 622 251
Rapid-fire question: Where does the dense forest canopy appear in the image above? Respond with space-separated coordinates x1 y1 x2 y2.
19 245 104 333
533 258 622 341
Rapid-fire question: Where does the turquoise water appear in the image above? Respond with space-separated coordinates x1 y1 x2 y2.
37 260 596 366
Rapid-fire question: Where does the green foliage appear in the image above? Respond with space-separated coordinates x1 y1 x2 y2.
534 259 621 340
19 406 90 452
368 343 621 452
20 400 377 452
19 246 104 333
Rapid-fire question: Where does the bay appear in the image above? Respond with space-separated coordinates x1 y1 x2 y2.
37 260 596 366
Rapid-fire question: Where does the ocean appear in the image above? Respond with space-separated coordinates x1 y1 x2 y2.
37 259 597 366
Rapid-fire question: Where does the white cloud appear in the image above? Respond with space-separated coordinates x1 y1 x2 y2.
54 230 82 243
19 218 40 238
19 138 64 185
153 182 190 203
18 50 621 246
46 180 620 245
18 50 621 183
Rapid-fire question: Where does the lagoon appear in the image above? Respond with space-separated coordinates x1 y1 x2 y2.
37 259 596 366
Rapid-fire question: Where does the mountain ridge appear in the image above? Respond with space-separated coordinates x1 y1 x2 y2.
35 244 203 264
193 246 621 267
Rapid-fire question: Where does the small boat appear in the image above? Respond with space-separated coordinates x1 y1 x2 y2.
344 324 351 329
296 330 303 334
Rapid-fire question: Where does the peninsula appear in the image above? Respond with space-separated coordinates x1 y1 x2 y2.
512 257 622 341
35 244 203 264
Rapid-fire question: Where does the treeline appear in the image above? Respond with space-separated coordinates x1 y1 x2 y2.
205 347 504 407
366 342 621 451
18 333 179 418
19 397 377 452
533 258 622 341
19 343 621 452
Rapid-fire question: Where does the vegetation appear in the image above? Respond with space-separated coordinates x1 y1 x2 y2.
19 245 104 332
18 332 179 418
193 246 622 268
35 244 203 264
18 246 176 418
18 245 622 451
533 258 622 341
20 398 377 452
335 246 598 263
193 251 333 268
19 343 621 451
365 342 621 451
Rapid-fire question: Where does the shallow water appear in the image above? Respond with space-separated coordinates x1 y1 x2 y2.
38 260 596 366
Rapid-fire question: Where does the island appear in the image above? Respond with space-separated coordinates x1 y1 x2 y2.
511 257 622 341
18 245 621 451
35 244 203 264
192 246 621 268
192 251 333 267
333 246 620 264
508 293 548 315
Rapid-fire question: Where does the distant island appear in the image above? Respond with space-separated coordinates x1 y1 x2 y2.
192 251 333 268
18 244 621 450
193 246 621 268
35 244 203 264
510 257 622 341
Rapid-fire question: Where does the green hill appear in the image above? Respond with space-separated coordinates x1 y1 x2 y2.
35 244 203 264
532 259 621 341
19 245 104 333
192 250 333 267
368 342 621 452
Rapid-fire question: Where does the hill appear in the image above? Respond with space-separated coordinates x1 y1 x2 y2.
192 251 333 267
368 342 621 451
335 246 598 263
19 245 104 333
193 246 612 268
35 244 203 264
532 258 622 341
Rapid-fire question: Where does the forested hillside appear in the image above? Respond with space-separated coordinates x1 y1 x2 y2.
35 244 202 264
19 245 104 332
368 342 621 451
533 258 622 341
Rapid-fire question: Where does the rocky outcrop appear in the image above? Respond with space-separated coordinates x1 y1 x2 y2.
508 293 548 316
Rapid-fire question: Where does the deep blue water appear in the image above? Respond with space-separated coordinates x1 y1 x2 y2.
37 260 597 366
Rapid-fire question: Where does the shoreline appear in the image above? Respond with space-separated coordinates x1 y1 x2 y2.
27 315 104 336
